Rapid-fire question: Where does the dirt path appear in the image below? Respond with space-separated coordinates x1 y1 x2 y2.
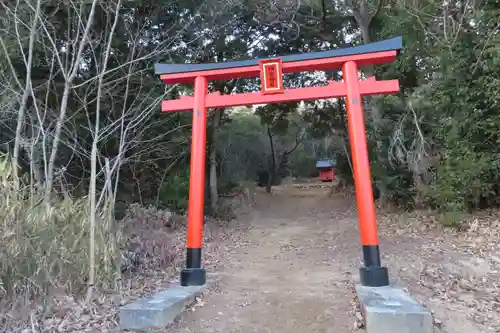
164 184 494 333
165 185 363 333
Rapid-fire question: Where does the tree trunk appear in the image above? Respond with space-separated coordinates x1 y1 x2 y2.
266 170 273 193
357 0 381 124
45 0 99 204
209 109 223 211
352 0 389 206
86 0 122 303
12 0 41 190
266 125 276 193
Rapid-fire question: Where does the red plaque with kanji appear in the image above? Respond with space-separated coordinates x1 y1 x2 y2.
259 58 284 95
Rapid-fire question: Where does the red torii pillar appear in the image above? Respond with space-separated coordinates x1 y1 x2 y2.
155 36 403 287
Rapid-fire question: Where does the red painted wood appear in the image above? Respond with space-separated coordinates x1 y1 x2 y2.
160 51 397 84
186 76 207 249
343 61 379 246
161 77 399 112
319 168 335 182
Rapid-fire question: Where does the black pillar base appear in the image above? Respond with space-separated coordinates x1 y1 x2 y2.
359 265 389 287
180 268 206 286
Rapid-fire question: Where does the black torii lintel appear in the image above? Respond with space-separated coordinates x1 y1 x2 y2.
154 36 403 75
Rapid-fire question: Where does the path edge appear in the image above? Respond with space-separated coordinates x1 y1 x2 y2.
355 284 433 333
119 284 206 330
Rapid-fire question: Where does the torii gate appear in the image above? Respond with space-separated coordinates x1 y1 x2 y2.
155 36 402 288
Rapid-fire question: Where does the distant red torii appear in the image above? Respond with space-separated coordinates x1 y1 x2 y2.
155 36 403 288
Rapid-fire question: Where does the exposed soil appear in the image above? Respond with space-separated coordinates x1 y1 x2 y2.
164 185 357 333
163 184 499 333
27 182 498 332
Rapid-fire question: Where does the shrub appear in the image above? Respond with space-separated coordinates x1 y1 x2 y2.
0 154 120 305
157 170 190 213
120 204 185 274
426 148 493 213
218 179 240 195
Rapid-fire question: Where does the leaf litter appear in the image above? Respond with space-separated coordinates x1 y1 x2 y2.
7 189 500 333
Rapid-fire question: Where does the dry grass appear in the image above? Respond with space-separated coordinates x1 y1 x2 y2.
0 156 120 324
120 204 186 275
0 154 252 332
0 196 120 295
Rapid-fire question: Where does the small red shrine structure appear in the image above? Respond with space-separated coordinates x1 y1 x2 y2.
155 36 403 288
316 160 336 182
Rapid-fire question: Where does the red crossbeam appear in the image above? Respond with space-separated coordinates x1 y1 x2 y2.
160 51 397 84
161 77 399 112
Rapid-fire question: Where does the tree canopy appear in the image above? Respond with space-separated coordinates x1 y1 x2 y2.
1 0 498 218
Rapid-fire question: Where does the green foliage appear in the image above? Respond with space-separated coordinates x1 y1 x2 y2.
288 148 318 177
218 179 241 195
437 211 465 228
426 148 494 212
216 111 264 182
157 170 190 213
216 108 322 186
355 0 500 222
